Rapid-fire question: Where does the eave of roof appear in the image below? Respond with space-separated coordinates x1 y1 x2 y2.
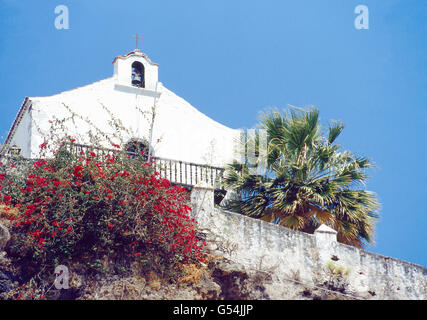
112 50 159 66
0 97 30 157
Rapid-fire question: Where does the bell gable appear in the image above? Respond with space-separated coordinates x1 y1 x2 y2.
112 49 159 91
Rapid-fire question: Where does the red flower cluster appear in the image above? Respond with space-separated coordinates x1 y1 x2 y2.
0 141 205 284
72 165 84 178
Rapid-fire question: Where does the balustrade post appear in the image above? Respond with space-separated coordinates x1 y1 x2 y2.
179 161 182 184
190 182 215 220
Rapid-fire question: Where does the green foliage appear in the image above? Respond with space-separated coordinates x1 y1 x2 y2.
223 107 380 247
327 261 351 277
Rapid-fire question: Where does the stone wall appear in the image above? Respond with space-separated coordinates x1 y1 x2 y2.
190 187 427 300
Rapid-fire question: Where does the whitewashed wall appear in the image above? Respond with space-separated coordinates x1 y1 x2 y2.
191 188 427 300
26 79 239 166
6 50 240 167
8 107 32 158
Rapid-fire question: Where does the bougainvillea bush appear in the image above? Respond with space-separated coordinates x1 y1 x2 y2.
0 142 205 286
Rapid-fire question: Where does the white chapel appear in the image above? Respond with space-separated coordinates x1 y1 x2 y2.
0 49 241 187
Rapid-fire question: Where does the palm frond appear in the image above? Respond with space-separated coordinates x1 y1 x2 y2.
222 106 380 247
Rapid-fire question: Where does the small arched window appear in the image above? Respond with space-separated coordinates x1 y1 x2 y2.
131 61 145 88
125 139 149 161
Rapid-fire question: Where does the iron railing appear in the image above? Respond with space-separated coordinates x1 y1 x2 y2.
1 144 225 188
67 143 225 188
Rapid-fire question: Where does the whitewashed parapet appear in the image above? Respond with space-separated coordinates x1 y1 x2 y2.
190 182 215 220
191 206 427 300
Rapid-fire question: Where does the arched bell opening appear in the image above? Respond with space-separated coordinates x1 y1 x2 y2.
131 61 145 88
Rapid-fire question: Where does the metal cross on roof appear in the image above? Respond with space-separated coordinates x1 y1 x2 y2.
132 33 143 50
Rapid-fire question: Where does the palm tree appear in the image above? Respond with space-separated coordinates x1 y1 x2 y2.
223 107 380 247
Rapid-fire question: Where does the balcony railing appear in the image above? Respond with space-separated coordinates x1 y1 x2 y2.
67 143 225 188
1 144 224 189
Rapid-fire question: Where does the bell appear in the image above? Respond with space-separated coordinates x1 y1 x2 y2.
132 72 142 86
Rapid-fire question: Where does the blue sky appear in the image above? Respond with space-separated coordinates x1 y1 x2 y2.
0 0 426 266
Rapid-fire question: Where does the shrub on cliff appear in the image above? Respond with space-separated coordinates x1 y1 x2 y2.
0 141 205 285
